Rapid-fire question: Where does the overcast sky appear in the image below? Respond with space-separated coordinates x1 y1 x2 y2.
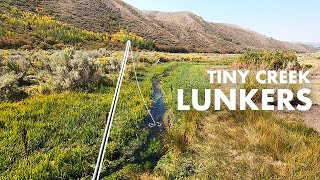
123 0 320 43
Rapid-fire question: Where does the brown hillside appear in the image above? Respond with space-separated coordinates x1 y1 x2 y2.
143 10 313 53
4 0 315 53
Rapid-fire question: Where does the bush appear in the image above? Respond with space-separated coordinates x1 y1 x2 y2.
19 44 32 50
53 43 64 50
236 50 301 70
0 49 122 99
304 64 313 69
0 37 30 49
111 29 155 50
37 42 50 50
48 50 105 91
0 72 28 101
155 45 189 53
44 36 58 45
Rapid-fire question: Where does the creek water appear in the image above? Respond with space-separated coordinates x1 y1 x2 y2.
144 77 166 129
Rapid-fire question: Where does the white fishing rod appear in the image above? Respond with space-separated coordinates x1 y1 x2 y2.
92 40 160 180
92 41 131 180
129 45 161 128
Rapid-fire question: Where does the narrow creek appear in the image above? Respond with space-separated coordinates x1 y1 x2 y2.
134 72 169 169
143 77 166 131
144 70 172 134
101 73 169 178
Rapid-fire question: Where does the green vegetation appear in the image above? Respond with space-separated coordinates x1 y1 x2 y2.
0 5 154 50
187 110 320 179
1 1 319 179
0 49 116 101
155 45 189 53
135 51 238 64
0 6 107 49
151 60 320 179
111 30 154 50
1 39 320 180
0 49 236 102
0 47 175 179
235 50 301 70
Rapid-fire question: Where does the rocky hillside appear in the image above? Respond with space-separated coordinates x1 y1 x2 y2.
3 0 314 53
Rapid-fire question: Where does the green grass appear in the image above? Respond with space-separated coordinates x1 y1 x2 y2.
1 50 320 179
162 63 210 112
153 61 320 180
0 62 173 179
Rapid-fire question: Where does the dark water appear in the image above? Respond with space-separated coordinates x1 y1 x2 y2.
131 75 167 169
144 78 166 129
100 74 169 178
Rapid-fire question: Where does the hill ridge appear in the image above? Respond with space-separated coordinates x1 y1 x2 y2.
2 0 315 53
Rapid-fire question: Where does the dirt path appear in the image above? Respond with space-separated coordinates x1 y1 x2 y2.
298 53 320 132
301 105 320 132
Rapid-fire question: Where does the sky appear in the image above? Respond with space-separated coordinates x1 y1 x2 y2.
122 0 320 43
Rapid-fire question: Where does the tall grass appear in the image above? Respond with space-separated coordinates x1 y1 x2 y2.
235 50 301 70
189 109 320 179
0 60 174 179
153 59 320 179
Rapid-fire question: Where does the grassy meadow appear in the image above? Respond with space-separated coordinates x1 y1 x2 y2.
1 49 320 179
0 48 175 179
1 4 320 180
150 53 320 179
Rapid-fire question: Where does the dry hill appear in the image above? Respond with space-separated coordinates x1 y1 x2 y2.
3 0 314 53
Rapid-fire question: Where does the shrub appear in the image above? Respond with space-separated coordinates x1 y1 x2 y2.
0 49 127 99
48 50 105 91
0 37 30 49
304 64 313 69
37 42 50 50
19 44 32 50
111 29 155 50
52 43 64 50
155 45 189 53
44 36 58 45
235 50 301 70
0 72 27 101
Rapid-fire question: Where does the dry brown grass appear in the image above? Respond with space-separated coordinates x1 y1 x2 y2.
298 52 320 104
187 110 320 179
153 55 320 179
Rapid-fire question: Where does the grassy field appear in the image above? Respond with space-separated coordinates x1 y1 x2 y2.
150 52 320 179
1 3 319 180
0 49 174 179
1 49 320 179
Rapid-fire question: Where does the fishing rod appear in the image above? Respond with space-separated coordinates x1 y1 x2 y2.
92 41 160 180
129 45 161 128
92 41 130 180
